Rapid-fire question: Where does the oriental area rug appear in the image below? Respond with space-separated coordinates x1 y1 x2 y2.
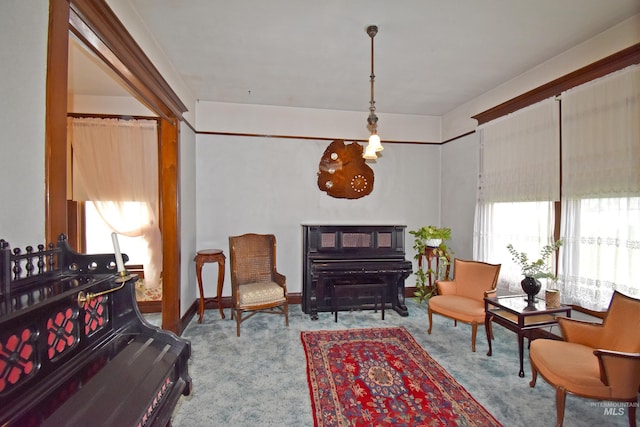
301 327 502 427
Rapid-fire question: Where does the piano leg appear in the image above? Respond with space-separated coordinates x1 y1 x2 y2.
392 275 409 316
310 291 319 320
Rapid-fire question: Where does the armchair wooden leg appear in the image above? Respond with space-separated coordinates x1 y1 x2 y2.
236 310 241 337
529 362 538 387
555 387 567 427
427 308 433 335
471 322 477 352
284 303 289 327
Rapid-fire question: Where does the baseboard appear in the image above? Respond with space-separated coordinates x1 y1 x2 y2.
137 300 161 313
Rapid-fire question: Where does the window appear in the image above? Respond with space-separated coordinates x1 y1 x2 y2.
475 65 640 310
84 201 147 265
560 197 640 309
476 201 555 293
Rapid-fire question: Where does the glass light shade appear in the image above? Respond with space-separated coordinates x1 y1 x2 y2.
368 134 383 152
363 143 378 160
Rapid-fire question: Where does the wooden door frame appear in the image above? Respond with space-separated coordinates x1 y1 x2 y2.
46 0 187 334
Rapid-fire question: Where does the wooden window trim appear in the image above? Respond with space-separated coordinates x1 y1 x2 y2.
473 43 640 126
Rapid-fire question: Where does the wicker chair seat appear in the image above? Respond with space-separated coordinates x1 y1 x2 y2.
239 282 286 306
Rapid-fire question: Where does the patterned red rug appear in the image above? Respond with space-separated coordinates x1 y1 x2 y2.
301 327 502 427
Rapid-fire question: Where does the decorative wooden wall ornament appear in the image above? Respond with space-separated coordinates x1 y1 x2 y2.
317 140 374 199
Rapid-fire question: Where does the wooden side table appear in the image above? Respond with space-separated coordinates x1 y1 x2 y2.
417 246 451 291
484 294 571 377
194 249 226 323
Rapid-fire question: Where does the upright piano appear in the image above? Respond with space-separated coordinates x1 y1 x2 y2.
0 235 191 426
302 225 413 320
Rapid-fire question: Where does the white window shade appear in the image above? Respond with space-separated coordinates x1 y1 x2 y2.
478 98 559 203
561 64 640 198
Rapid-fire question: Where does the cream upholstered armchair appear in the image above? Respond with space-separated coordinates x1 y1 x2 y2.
228 233 289 337
529 291 640 427
427 259 501 352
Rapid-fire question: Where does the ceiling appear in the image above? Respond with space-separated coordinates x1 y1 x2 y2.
70 0 640 117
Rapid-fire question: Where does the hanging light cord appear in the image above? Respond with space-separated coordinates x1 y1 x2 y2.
367 25 378 135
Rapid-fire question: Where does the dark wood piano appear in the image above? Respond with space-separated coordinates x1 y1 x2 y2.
0 234 191 426
302 225 413 320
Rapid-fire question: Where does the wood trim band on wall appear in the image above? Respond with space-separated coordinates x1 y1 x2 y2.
473 43 640 125
196 130 441 145
69 0 188 120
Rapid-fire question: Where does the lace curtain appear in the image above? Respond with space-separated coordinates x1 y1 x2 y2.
474 98 559 291
559 65 640 310
68 117 162 290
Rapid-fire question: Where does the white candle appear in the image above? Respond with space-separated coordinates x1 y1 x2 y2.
111 232 125 273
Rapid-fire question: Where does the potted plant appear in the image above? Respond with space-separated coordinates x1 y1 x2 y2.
409 226 453 304
506 239 563 305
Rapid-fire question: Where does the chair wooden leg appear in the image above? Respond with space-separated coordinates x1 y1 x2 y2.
555 387 567 427
427 308 433 335
471 322 477 352
284 303 289 327
529 361 538 387
629 402 637 427
236 310 241 337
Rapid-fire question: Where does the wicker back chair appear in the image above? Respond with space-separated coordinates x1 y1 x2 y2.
228 233 289 336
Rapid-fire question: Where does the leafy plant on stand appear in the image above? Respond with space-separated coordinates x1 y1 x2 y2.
409 226 453 304
506 240 563 280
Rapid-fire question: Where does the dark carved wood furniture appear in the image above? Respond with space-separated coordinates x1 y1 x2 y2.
485 294 571 377
302 225 412 320
0 235 191 426
194 248 226 322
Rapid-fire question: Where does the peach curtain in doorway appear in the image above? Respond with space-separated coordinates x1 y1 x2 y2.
68 117 162 290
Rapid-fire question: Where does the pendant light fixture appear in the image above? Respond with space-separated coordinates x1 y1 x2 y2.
363 24 382 160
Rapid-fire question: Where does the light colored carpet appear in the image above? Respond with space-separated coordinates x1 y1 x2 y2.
171 299 638 426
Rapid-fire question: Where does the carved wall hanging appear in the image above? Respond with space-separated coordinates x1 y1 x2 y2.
317 139 374 199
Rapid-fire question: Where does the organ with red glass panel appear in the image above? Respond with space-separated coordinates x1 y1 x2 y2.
0 234 191 426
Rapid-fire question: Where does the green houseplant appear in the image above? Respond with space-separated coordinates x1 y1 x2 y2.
506 239 562 304
409 226 453 304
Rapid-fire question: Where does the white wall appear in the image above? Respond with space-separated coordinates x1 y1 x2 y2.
440 132 479 261
68 95 155 116
195 134 441 296
180 123 197 314
0 1 49 248
196 101 441 143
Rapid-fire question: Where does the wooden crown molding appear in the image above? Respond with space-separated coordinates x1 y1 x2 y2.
473 43 640 125
69 0 187 121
